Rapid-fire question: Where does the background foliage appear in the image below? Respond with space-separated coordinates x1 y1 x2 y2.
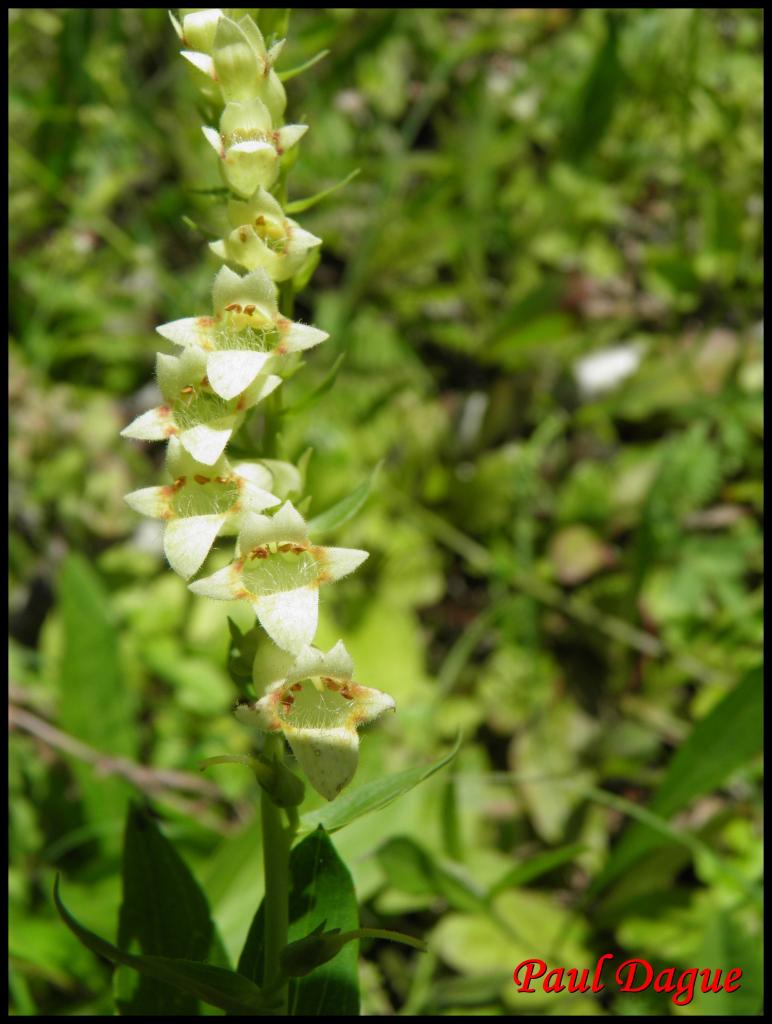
9 8 763 1016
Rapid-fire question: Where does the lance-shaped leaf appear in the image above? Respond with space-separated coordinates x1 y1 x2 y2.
202 96 305 198
156 267 328 400
235 642 395 800
121 348 281 464
189 502 368 653
124 438 281 579
210 186 322 281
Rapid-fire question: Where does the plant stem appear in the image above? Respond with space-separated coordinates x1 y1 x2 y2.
261 733 290 1012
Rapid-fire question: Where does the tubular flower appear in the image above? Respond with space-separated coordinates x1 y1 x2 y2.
210 187 322 280
202 98 306 197
123 437 295 579
189 502 368 654
156 266 328 401
178 13 287 121
121 348 281 464
235 642 395 800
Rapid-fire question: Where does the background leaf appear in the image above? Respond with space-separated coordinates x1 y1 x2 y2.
116 803 217 1015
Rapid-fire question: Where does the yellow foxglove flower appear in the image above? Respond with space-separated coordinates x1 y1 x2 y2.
189 502 368 653
123 437 296 579
210 187 322 281
121 348 281 465
156 266 327 400
202 98 306 198
177 13 287 120
235 642 395 800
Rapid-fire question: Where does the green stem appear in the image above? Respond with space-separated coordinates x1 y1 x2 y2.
261 734 290 1012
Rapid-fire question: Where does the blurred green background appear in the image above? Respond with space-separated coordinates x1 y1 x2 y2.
9 8 763 1016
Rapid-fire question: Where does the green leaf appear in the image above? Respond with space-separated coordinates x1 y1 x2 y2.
561 11 625 162
377 836 487 914
283 353 345 416
488 843 586 897
53 877 270 1015
300 735 461 834
284 169 361 215
57 554 136 849
116 803 216 1015
594 664 763 891
238 828 360 1015
306 460 383 538
278 49 329 83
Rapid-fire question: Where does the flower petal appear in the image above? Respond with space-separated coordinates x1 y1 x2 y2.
189 563 241 600
231 460 274 492
121 406 175 441
277 124 308 152
239 500 308 550
213 265 277 316
285 725 359 801
240 481 281 513
253 585 318 653
221 97 272 137
320 546 369 582
224 142 279 196
164 513 226 579
206 350 273 400
157 317 214 350
201 124 223 154
243 372 282 406
280 322 329 354
323 639 356 681
181 9 223 54
124 486 172 519
179 423 233 465
257 459 302 499
182 50 217 80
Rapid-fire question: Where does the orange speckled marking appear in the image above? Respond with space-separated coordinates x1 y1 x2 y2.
290 682 302 692
225 303 243 313
243 304 256 316
193 474 210 484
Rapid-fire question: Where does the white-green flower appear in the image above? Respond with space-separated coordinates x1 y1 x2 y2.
235 641 395 800
202 97 306 198
155 266 328 400
189 501 368 653
123 437 291 579
177 13 287 121
121 347 281 465
210 187 321 281
170 8 223 55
